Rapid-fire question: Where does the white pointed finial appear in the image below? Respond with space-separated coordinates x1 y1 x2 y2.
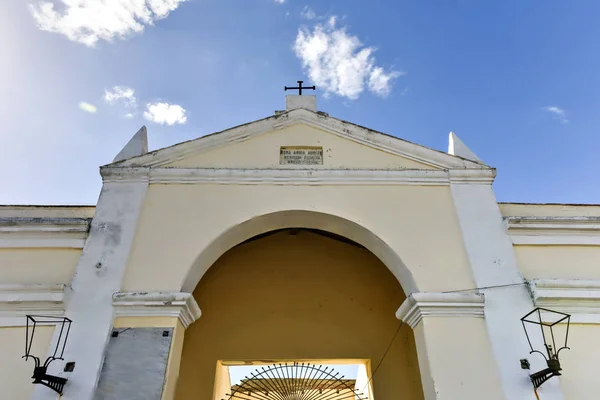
113 126 148 162
448 131 482 163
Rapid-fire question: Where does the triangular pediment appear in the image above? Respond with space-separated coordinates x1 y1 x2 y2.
109 109 488 170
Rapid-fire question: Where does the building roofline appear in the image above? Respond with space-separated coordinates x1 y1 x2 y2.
107 108 489 170
499 202 600 207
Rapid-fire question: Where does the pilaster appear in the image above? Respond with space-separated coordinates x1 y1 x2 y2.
32 177 149 400
450 181 565 400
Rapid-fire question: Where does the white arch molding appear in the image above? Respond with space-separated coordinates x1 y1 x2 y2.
180 210 419 296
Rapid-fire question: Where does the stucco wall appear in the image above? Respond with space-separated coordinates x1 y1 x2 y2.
122 184 474 294
515 245 600 280
164 124 435 170
414 318 505 400
558 324 600 400
174 230 424 400
1 326 54 399
0 205 91 285
0 206 95 219
499 203 600 218
0 248 82 284
212 363 232 400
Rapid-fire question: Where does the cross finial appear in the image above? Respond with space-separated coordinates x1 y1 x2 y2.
284 80 316 96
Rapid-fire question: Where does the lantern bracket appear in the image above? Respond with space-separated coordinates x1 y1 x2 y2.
530 359 562 389
23 315 72 395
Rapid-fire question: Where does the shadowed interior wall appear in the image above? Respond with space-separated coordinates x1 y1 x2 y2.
175 230 424 400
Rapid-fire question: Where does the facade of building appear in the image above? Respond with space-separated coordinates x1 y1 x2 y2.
1 95 599 399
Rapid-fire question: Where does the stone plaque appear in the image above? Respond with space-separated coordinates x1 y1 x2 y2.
95 328 173 400
280 146 323 165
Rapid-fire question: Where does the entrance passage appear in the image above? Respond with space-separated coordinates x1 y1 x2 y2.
225 363 369 400
174 228 424 400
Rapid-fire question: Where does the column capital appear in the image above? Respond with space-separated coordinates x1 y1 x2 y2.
396 292 485 329
113 292 201 329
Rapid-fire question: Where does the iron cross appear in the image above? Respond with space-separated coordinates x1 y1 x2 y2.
285 80 316 95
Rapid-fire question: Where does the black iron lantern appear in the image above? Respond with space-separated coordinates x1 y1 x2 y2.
23 315 72 394
521 308 570 389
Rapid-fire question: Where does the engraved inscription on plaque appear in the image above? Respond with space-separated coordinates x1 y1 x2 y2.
280 146 323 165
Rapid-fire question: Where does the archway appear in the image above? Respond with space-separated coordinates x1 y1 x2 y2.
174 227 424 400
180 210 419 295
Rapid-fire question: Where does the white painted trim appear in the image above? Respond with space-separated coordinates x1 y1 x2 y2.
0 284 66 327
110 108 488 170
531 279 600 323
112 292 202 329
32 181 150 400
450 184 558 400
505 216 600 246
448 169 496 184
99 167 150 184
395 292 485 329
0 218 90 248
101 167 496 186
511 236 600 245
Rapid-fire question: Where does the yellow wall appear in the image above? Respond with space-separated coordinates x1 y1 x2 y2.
0 248 82 284
212 362 232 400
0 205 94 219
514 245 600 280
558 324 600 400
163 321 186 400
165 124 434 170
414 318 505 400
499 203 600 217
174 231 424 400
123 184 474 294
0 326 54 399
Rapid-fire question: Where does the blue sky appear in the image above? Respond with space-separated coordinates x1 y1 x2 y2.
2 1 600 205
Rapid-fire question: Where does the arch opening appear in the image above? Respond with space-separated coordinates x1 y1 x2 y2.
174 227 425 400
181 210 419 295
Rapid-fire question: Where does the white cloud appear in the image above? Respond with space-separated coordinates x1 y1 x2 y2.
294 16 402 100
78 102 97 113
28 0 188 47
104 86 137 107
301 6 316 20
274 0 285 3
368 66 402 97
124 113 135 119
544 106 569 124
144 102 187 125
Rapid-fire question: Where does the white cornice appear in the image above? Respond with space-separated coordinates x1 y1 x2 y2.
109 109 488 170
112 292 202 329
395 292 485 329
505 216 600 245
448 169 496 184
101 167 151 184
100 167 496 186
530 279 600 323
0 217 90 248
0 284 66 327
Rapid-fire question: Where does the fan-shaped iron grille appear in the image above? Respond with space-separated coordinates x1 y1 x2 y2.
224 363 369 400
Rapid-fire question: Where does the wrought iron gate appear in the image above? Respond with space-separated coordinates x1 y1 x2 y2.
224 363 369 400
